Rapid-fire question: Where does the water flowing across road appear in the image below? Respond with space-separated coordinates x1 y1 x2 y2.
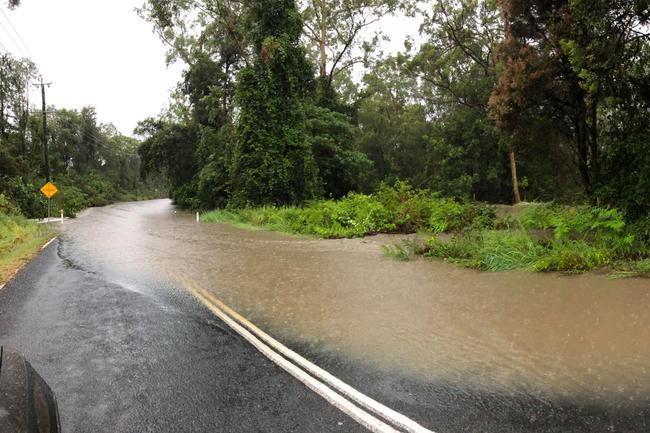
61 199 650 430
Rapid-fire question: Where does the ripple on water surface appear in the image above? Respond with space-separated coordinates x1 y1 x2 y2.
63 200 650 408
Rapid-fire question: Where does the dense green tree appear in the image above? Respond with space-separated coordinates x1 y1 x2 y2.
407 0 520 202
134 0 650 225
136 118 198 207
0 54 36 157
305 105 372 197
138 0 247 208
230 0 318 206
489 0 650 199
356 56 430 188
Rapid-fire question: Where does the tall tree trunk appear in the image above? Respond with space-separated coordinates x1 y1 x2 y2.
21 83 28 158
575 113 591 194
509 146 521 204
0 97 5 138
20 116 26 158
318 0 327 79
502 4 521 204
588 95 599 187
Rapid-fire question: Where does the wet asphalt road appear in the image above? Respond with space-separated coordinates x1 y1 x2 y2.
1 202 650 433
0 240 367 433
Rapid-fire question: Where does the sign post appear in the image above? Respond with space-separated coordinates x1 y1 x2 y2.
39 182 58 222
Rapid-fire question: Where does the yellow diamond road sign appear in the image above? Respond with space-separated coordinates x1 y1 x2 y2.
40 181 58 199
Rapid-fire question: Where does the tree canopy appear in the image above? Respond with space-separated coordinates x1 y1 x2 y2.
134 0 650 232
0 52 161 218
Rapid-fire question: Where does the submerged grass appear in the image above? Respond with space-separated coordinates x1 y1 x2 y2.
381 239 423 261
610 258 650 279
0 212 53 285
422 203 647 273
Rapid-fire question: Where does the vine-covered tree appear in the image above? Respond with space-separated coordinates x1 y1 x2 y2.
231 0 318 206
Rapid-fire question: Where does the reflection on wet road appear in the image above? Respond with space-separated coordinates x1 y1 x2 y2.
62 199 650 429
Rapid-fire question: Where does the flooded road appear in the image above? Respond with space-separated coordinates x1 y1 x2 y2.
62 199 650 429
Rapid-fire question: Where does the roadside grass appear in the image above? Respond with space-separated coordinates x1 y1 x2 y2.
0 212 53 285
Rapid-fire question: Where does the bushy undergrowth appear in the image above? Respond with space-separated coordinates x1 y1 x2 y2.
202 182 495 238
423 203 647 273
1 173 164 218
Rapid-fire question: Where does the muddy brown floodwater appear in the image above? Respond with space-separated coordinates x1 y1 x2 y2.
63 200 650 408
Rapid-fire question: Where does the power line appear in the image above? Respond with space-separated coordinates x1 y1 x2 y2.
0 4 32 57
0 21 26 57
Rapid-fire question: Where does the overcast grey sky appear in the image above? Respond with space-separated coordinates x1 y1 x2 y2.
0 0 182 135
0 1 418 136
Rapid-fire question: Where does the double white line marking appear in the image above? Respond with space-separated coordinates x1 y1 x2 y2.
184 281 436 433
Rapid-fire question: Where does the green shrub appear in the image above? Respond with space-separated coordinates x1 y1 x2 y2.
203 182 495 238
1 177 46 218
516 203 558 230
268 193 394 238
533 241 610 272
52 185 88 218
426 199 466 233
636 258 650 274
516 203 628 240
381 239 422 261
431 202 496 233
374 181 495 233
426 230 544 271
0 194 20 215
79 172 116 207
627 217 650 256
424 230 614 273
424 233 483 268
202 183 644 275
171 181 200 209
375 181 436 232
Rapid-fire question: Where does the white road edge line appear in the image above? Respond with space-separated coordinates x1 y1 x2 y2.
188 287 401 433
40 236 58 251
184 280 436 433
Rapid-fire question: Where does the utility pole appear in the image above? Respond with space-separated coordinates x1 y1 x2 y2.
35 78 52 181
20 78 29 158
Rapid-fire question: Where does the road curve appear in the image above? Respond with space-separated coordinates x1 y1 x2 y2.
0 239 369 433
2 200 649 433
